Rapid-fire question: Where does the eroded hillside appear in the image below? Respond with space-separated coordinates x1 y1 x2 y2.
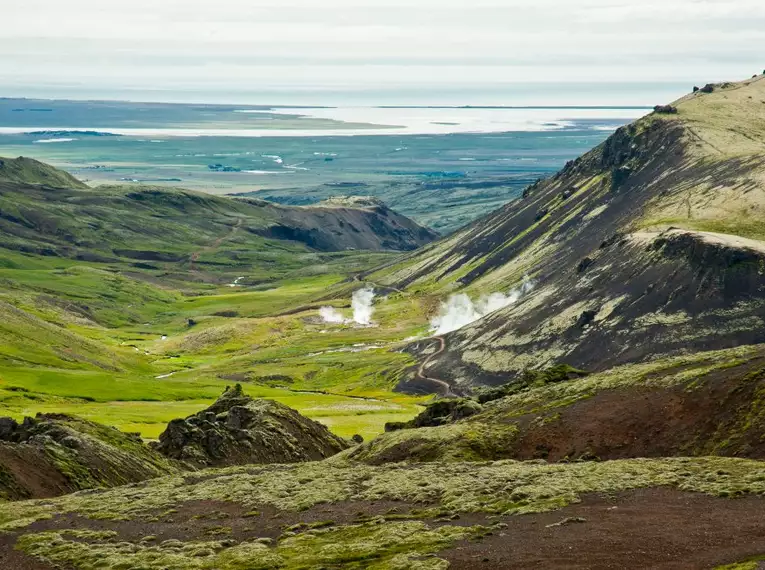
0 167 436 266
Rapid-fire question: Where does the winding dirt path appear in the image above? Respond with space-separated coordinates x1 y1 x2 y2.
352 274 405 295
189 218 243 270
416 336 453 396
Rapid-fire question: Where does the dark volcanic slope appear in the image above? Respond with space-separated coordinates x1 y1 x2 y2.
369 75 765 390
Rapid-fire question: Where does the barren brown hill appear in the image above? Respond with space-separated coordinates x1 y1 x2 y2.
346 345 765 465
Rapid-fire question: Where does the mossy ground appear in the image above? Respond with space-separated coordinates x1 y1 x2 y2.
3 456 765 568
346 344 765 464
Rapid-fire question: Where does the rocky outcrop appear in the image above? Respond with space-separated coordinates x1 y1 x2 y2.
0 414 179 500
152 385 350 467
385 397 483 432
475 365 589 403
653 104 678 114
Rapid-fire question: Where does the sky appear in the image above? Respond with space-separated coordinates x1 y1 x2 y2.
2 0 764 105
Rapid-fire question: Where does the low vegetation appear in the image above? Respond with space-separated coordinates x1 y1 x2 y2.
3 456 765 568
348 344 765 464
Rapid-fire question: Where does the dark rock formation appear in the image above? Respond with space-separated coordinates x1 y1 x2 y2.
610 165 633 191
653 105 678 114
476 365 590 404
577 256 594 273
152 385 350 467
385 397 482 431
0 414 179 500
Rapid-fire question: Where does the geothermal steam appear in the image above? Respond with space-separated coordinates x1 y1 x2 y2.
431 278 534 335
319 306 346 324
352 287 376 325
319 287 377 326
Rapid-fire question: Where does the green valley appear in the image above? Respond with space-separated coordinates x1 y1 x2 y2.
0 159 438 440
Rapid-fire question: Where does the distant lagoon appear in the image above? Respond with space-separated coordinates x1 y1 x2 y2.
0 100 643 230
0 106 648 138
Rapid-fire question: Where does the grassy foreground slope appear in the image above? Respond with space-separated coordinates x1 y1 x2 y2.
0 159 439 439
365 74 765 391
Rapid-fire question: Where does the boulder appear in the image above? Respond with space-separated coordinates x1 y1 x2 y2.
653 105 678 114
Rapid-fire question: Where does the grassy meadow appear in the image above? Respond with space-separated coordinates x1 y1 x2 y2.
0 243 435 440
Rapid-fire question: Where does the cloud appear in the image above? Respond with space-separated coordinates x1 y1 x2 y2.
2 1 763 103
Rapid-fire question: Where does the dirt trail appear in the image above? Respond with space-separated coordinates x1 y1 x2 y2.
352 274 405 295
416 336 453 396
353 276 452 396
189 218 242 270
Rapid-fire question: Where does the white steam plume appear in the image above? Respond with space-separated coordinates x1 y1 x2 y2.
430 294 480 335
352 287 376 325
319 306 346 324
431 277 535 335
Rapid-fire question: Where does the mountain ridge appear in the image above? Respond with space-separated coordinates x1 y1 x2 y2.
365 74 765 391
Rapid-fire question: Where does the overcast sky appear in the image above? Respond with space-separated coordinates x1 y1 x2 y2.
2 0 764 105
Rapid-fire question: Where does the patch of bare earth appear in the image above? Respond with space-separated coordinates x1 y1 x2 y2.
21 499 421 544
511 356 765 461
8 489 765 569
442 488 765 569
0 534 58 570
